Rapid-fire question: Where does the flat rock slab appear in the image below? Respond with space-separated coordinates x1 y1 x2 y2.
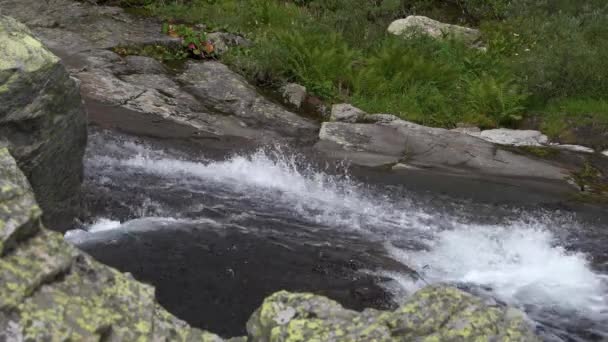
316 121 568 181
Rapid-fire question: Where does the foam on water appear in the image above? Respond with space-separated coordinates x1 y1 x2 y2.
388 222 608 318
83 140 608 338
88 144 429 232
88 218 122 233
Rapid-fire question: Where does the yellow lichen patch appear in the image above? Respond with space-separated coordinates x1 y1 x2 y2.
0 16 58 73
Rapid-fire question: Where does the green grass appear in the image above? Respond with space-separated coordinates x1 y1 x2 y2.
538 98 608 139
119 0 608 136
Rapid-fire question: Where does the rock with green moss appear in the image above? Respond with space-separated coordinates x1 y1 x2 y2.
0 15 87 230
0 149 224 341
247 286 539 342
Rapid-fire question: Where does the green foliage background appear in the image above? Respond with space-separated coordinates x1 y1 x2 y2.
119 0 608 134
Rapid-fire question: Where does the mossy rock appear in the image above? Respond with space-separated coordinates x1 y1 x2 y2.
247 286 539 342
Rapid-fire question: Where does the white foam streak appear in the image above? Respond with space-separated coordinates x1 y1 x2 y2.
91 148 427 231
87 144 608 330
389 222 608 318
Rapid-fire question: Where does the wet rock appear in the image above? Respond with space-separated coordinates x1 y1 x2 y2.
388 16 481 45
331 104 367 123
0 147 224 341
478 129 549 147
0 15 87 230
68 49 317 142
207 32 251 56
246 285 538 341
281 83 307 109
178 61 318 140
315 121 567 180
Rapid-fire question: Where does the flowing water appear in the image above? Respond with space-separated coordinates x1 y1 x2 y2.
67 128 608 341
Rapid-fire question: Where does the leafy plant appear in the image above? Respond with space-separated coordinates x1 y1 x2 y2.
162 23 214 58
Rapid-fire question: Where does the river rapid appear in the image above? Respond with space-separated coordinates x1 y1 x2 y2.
67 128 608 341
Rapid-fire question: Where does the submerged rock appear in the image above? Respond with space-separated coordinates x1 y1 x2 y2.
247 286 538 341
0 15 87 230
388 16 481 45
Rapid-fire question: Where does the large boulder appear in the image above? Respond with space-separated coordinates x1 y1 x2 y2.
315 120 568 181
247 286 538 341
388 16 481 45
0 147 224 341
0 15 87 230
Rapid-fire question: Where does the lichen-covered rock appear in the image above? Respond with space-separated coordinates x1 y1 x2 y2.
388 16 481 45
247 286 539 342
0 15 87 230
0 148 41 255
0 149 224 341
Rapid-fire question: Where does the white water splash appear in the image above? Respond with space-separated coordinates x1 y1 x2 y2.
83 140 608 336
388 222 608 318
88 218 122 233
88 146 430 232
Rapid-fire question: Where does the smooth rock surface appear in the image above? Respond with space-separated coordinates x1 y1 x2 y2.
330 104 367 123
478 128 549 147
247 286 538 341
0 148 224 341
0 15 87 230
281 83 307 109
388 16 481 44
316 121 567 180
178 61 318 140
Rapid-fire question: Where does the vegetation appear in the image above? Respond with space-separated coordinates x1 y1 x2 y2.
110 0 608 135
